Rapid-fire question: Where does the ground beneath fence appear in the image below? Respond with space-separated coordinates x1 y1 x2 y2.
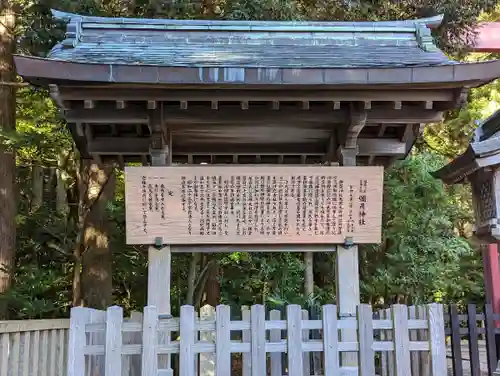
446 340 489 376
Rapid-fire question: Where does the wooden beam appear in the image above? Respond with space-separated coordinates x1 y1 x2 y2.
65 105 444 125
87 137 407 156
58 87 456 103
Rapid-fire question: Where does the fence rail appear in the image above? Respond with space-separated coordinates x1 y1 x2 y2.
67 303 446 376
0 319 69 376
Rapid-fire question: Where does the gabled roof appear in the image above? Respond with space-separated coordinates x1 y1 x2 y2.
434 108 500 184
15 11 500 86
46 10 449 69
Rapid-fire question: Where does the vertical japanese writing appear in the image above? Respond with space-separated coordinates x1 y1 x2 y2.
199 176 205 235
211 176 217 235
187 178 193 235
295 175 301 235
148 183 153 212
235 176 241 236
347 184 355 233
223 178 229 236
141 176 148 233
283 178 289 235
338 179 344 235
181 176 186 212
217 176 223 236
160 183 165 220
154 184 159 212
359 179 367 226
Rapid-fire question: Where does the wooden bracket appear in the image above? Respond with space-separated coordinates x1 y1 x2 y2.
148 103 172 166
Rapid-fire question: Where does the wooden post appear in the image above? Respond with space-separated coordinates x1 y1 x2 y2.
336 144 360 372
147 245 171 314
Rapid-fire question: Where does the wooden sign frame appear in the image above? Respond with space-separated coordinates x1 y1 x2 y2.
125 165 383 245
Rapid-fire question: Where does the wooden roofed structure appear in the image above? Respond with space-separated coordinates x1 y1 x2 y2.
14 11 500 167
434 109 500 240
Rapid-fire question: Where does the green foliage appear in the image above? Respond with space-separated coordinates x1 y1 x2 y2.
361 153 482 306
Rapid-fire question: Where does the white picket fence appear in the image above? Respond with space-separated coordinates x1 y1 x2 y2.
68 303 447 376
0 319 70 376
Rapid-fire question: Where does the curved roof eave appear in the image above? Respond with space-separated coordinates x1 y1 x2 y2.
50 9 444 29
14 55 500 86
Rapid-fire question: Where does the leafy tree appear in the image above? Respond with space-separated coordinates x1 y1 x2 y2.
360 153 482 306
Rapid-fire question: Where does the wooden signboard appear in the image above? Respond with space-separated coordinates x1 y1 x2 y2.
125 166 383 245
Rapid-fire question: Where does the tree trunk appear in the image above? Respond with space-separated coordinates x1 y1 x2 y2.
0 7 16 319
204 260 220 307
81 161 116 309
31 165 44 211
186 252 200 305
304 252 314 298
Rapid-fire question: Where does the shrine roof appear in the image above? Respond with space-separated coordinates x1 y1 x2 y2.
40 11 452 69
434 108 500 184
15 12 500 86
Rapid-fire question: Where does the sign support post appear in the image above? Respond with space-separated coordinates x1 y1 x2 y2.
336 146 361 372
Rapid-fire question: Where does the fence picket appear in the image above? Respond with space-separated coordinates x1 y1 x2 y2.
0 333 9 376
49 329 57 376
428 304 447 376
216 305 231 376
392 305 410 376
180 305 196 376
22 331 31 376
302 309 310 376
379 310 388 376
41 330 48 376
385 308 395 376
407 306 419 376
467 304 481 376
68 308 90 376
416 306 430 376
142 306 158 376
241 306 251 376
251 305 266 376
12 331 20 376
199 305 215 376
105 306 123 376
287 305 303 376
33 330 40 376
449 304 463 376
358 304 375 376
322 305 339 376
269 310 282 376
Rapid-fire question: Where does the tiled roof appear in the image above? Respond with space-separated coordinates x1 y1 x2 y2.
48 10 453 68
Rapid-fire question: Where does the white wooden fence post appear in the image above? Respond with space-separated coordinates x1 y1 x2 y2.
68 308 91 376
269 310 282 376
105 306 123 376
417 306 430 376
302 309 310 376
287 305 303 376
0 331 9 376
322 305 339 376
180 305 196 376
142 306 159 376
200 305 216 376
241 306 251 376
357 304 375 376
251 305 266 376
392 305 410 376
216 305 231 376
427 304 447 376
